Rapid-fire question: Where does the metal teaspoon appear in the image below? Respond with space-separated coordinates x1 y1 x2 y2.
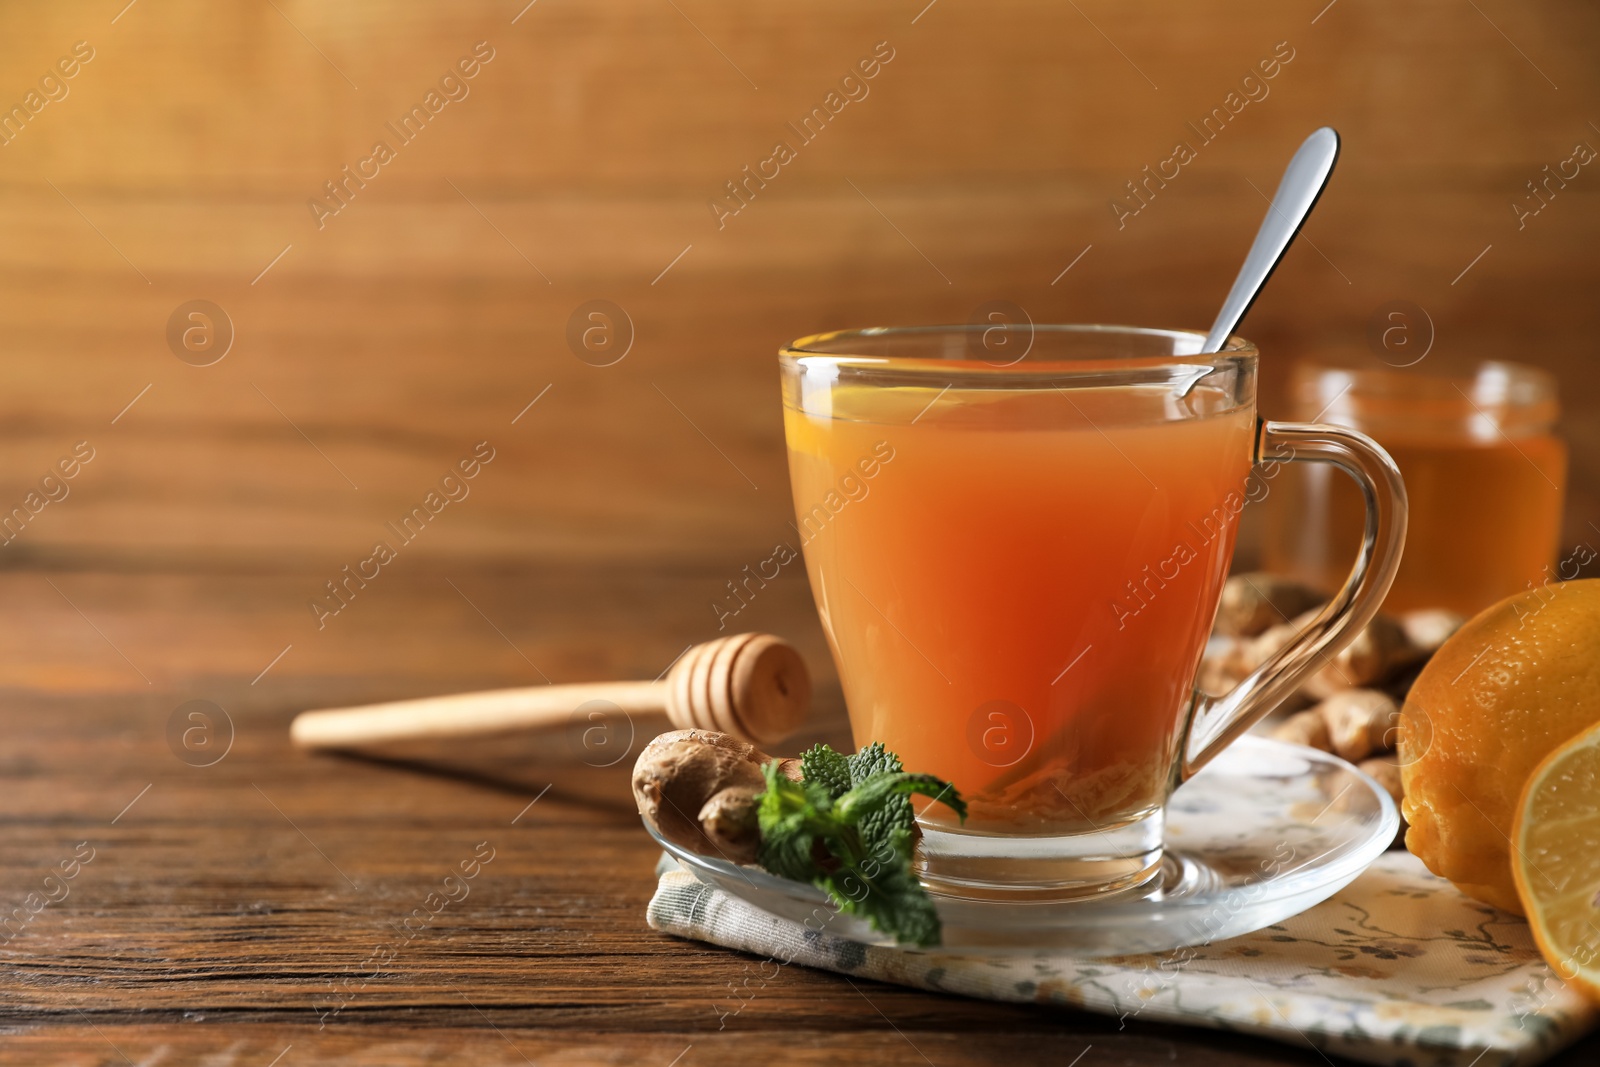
1202 126 1341 353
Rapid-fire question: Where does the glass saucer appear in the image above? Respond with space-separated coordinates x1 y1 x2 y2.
643 736 1399 956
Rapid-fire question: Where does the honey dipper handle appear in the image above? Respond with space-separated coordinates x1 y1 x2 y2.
290 681 666 749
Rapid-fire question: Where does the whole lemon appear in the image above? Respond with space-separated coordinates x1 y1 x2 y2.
1400 577 1600 915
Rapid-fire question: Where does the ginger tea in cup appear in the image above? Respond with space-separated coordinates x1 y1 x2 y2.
781 326 1406 900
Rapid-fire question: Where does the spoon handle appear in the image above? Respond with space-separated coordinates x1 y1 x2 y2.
1203 127 1341 353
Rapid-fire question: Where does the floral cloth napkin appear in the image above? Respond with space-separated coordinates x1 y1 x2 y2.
648 851 1597 1066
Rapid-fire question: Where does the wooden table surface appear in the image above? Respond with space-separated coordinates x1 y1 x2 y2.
3 1 1599 1063
0 565 1594 1067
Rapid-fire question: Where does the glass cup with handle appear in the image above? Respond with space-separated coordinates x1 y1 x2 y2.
780 324 1407 901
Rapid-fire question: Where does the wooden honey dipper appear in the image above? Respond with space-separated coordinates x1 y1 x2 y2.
289 632 811 751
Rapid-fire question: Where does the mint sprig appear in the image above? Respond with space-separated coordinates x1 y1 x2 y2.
755 743 965 948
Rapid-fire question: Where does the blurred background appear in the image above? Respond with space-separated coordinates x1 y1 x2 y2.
0 0 1595 706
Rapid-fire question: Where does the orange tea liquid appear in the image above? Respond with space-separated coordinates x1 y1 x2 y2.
785 383 1255 834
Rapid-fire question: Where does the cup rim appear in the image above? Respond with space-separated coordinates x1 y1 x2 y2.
780 323 1257 376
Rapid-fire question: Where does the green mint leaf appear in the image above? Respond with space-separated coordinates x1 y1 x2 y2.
837 772 967 825
755 761 806 827
820 839 942 948
800 744 853 800
838 748 915 857
756 762 829 884
753 745 965 948
844 741 916 850
757 825 819 884
756 764 818 839
846 741 903 784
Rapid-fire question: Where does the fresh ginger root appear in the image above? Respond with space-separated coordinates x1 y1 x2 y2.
1206 574 1468 828
1317 688 1401 763
1303 613 1422 699
1214 573 1326 638
631 729 800 863
1205 600 1446 776
1224 609 1423 702
1357 755 1405 809
1272 708 1332 751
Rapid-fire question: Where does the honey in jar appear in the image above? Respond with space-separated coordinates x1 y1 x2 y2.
1263 361 1567 617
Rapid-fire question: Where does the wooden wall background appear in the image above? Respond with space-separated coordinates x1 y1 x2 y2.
0 0 1596 697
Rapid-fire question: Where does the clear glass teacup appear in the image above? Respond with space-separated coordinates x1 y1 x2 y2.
780 325 1407 901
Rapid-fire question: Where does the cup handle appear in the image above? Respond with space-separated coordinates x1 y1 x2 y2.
1179 419 1408 780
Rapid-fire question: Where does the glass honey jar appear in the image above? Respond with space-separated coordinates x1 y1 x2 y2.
1263 361 1567 617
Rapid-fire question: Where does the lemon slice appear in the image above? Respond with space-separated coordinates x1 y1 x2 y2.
1512 719 1600 1001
